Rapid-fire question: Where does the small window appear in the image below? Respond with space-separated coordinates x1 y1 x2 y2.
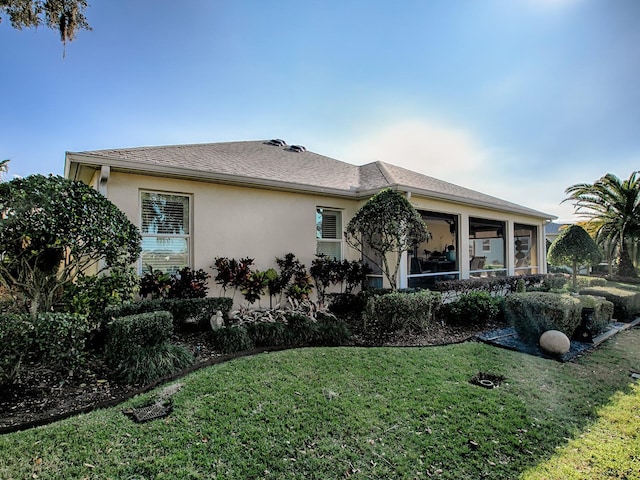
316 208 342 260
140 192 191 274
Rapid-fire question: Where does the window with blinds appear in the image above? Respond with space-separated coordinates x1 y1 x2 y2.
316 208 342 260
140 192 190 273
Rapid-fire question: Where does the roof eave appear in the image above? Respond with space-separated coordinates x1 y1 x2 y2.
65 152 359 199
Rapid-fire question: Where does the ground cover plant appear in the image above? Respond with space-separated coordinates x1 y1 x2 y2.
1 328 638 479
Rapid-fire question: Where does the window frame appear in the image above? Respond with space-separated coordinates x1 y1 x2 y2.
139 190 192 274
316 207 343 260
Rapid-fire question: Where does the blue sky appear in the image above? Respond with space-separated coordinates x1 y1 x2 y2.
2 0 639 221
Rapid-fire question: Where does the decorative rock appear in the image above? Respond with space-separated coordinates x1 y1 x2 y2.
209 310 224 331
539 330 571 355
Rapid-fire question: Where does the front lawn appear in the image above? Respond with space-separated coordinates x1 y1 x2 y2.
1 329 639 479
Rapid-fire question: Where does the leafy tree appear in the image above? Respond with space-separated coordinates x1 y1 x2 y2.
345 189 428 290
547 224 603 289
0 174 141 315
0 0 90 44
564 172 640 277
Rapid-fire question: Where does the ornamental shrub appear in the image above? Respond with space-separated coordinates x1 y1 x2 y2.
0 312 91 385
210 326 254 353
139 266 210 300
505 292 581 343
363 290 442 339
63 267 139 323
105 311 193 384
0 314 33 385
284 312 318 345
31 313 91 372
327 292 369 331
313 317 352 346
441 291 500 327
579 286 640 321
246 322 287 347
163 297 232 331
576 295 614 336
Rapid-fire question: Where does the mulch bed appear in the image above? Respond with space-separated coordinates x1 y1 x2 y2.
0 320 507 433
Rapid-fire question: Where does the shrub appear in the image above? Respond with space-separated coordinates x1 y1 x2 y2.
246 322 288 347
63 267 138 323
327 292 368 331
576 295 614 336
110 343 194 385
105 311 193 384
31 313 91 372
363 290 442 339
313 317 352 346
505 292 581 343
210 326 254 353
170 267 210 299
434 274 552 296
163 297 233 331
0 312 91 384
441 291 500 327
140 266 211 300
0 314 33 385
105 297 233 332
579 286 640 321
106 311 173 354
285 312 318 345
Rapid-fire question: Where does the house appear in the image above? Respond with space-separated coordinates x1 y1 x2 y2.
64 139 556 291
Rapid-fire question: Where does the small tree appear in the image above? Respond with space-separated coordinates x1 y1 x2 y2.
0 174 141 315
547 224 603 289
345 189 428 290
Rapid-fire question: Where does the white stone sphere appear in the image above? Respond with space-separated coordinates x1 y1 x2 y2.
539 330 571 355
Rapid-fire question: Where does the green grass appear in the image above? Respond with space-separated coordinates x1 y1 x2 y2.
1 329 640 479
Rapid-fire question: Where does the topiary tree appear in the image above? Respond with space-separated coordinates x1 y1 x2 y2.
0 174 141 315
547 224 603 290
345 189 428 290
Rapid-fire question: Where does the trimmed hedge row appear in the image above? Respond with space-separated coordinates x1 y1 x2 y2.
104 297 233 331
105 311 194 384
505 293 614 343
210 314 352 353
0 313 90 386
579 286 640 321
363 290 442 340
506 293 581 343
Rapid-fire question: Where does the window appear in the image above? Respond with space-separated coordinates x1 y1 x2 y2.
514 224 538 274
140 192 190 273
316 208 342 259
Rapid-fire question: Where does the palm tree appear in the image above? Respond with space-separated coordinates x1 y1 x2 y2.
563 172 640 277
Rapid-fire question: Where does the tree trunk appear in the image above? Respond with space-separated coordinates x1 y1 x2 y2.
616 248 637 277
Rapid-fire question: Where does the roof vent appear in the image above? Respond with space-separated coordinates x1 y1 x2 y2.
267 139 286 147
289 145 306 152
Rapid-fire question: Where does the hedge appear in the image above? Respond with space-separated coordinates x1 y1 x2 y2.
363 290 442 340
579 286 640 321
0 313 90 386
105 297 233 331
505 292 581 343
105 311 194 384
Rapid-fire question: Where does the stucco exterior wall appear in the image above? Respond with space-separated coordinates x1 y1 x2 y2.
106 172 362 275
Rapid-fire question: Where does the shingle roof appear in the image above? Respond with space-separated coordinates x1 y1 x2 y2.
68 139 554 219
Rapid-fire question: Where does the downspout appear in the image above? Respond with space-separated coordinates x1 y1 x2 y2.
98 165 110 197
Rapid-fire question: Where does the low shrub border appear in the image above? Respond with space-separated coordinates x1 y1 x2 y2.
105 311 194 384
579 286 640 321
505 292 582 343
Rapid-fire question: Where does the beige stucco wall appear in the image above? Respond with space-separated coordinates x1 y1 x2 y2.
106 172 362 277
